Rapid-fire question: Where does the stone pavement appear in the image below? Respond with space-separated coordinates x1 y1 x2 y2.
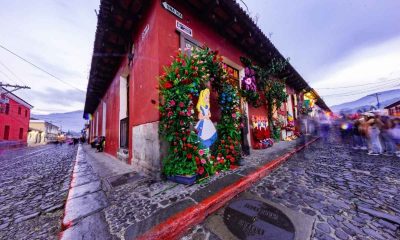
60 136 312 239
183 132 400 240
60 144 138 239
0 144 77 240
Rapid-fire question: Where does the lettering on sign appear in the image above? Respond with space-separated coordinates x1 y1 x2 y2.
141 24 150 41
162 1 183 19
176 21 192 37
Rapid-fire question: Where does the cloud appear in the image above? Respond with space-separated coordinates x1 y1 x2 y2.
311 36 400 106
30 87 85 106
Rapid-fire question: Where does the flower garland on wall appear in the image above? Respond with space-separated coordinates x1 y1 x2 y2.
211 75 241 170
159 47 241 179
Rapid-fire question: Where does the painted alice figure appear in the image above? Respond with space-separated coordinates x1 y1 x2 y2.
195 89 217 149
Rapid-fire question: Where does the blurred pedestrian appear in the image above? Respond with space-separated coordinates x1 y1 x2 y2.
352 119 362 149
318 110 330 143
367 115 382 155
389 118 400 157
380 116 396 156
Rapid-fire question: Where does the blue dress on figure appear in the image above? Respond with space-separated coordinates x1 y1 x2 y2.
195 105 217 148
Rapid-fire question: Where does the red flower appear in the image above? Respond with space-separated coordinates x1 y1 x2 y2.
195 157 200 164
169 100 176 106
164 82 173 89
183 137 187 141
179 102 184 108
186 153 192 159
197 166 205 175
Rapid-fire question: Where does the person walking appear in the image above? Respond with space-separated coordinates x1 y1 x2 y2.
367 115 382 155
352 119 362 149
389 118 400 157
380 116 396 156
318 110 330 143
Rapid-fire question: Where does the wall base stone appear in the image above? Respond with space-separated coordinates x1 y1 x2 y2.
131 122 167 180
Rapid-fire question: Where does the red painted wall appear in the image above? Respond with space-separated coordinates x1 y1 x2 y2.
103 75 121 156
0 97 30 143
91 72 121 157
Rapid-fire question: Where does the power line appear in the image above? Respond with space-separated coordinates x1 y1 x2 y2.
0 59 28 86
320 78 400 97
0 69 16 85
317 77 400 89
322 82 400 98
0 44 85 92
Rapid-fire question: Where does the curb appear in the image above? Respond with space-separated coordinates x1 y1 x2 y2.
136 137 319 240
59 145 82 234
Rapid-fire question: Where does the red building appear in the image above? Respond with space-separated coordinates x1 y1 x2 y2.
0 88 33 146
385 100 400 117
84 0 329 177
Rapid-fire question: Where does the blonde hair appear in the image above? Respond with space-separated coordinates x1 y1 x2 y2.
197 88 210 112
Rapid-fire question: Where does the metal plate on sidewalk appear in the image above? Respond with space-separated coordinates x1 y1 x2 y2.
223 199 295 240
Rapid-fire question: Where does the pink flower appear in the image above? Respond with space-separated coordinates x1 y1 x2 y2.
232 113 237 118
244 77 252 85
186 111 191 116
201 158 206 164
199 149 204 156
179 102 184 108
167 111 173 117
169 100 176 106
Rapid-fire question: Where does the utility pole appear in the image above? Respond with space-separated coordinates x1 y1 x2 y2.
0 82 30 107
374 93 381 109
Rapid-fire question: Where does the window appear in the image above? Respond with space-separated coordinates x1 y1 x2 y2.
179 31 199 56
25 109 28 117
120 117 128 148
4 125 10 140
19 128 23 139
5 103 9 114
225 64 240 87
18 106 21 115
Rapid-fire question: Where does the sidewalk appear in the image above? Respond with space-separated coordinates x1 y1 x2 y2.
60 136 318 240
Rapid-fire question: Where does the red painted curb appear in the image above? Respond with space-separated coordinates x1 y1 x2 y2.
136 137 319 240
58 145 82 239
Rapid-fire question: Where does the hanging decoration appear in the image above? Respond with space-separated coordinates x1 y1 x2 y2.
240 67 260 107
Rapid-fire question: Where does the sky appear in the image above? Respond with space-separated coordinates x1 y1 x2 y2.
0 0 399 114
0 0 99 114
241 0 400 107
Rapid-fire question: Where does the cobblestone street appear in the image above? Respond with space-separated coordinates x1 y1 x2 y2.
0 145 77 240
184 133 400 240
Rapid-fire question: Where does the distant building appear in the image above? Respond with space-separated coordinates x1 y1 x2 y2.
0 88 33 147
28 120 61 145
384 100 400 117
